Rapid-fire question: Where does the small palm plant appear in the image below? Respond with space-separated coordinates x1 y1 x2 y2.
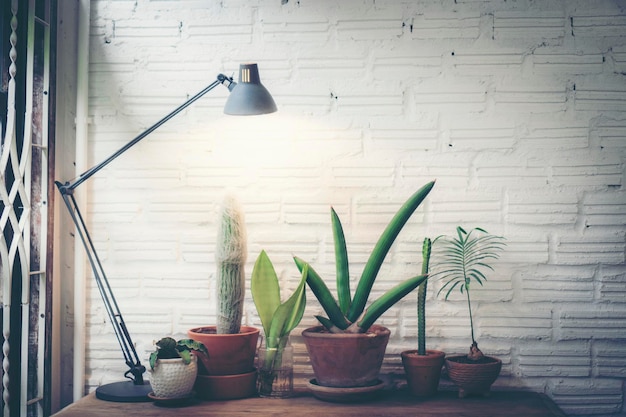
435 226 505 360
294 181 435 334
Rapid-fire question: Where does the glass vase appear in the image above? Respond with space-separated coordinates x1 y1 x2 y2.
256 336 294 398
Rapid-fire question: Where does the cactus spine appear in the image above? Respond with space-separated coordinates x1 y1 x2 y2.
216 195 247 334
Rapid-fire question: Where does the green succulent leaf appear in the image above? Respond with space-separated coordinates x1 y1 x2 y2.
314 315 336 331
348 180 435 322
294 256 350 330
356 273 428 331
251 250 282 339
149 351 158 370
331 207 351 315
178 349 192 365
252 251 308 350
267 263 307 348
177 338 208 355
156 337 176 352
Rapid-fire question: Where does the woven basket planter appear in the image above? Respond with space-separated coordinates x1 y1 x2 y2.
149 356 198 399
445 355 502 398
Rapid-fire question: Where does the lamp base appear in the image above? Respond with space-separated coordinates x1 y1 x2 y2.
95 380 152 402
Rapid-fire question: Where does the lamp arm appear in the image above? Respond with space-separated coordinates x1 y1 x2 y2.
55 73 235 386
56 189 148 384
58 73 235 194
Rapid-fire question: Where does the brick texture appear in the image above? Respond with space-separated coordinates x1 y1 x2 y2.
78 1 626 415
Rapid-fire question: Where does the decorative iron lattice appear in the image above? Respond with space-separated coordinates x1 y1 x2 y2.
0 0 51 416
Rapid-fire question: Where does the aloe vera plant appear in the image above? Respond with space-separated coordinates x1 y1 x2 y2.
435 226 505 360
251 250 307 396
294 180 435 334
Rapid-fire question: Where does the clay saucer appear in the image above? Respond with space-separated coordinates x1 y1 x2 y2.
307 379 385 403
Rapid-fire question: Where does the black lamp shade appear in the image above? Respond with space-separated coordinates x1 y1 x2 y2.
224 63 277 115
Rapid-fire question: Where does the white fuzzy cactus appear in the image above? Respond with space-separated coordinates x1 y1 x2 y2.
215 195 247 334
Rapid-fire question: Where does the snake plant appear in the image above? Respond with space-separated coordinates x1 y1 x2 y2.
435 226 505 360
252 250 307 395
294 180 435 334
252 250 307 348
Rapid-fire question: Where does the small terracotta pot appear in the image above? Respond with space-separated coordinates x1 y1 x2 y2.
445 355 502 398
188 326 260 376
302 325 390 388
194 369 258 400
401 349 445 397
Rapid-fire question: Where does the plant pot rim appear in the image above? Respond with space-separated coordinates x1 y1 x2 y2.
401 349 446 358
195 368 257 380
151 356 196 365
445 354 501 364
302 324 390 339
188 325 260 337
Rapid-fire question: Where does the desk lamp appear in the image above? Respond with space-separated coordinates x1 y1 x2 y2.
55 63 276 402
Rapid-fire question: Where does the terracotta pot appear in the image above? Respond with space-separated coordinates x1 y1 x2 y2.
148 356 197 399
301 325 390 388
188 326 260 376
445 355 502 398
194 369 258 400
401 349 445 397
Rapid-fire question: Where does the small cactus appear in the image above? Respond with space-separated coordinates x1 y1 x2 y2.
417 237 432 355
215 195 247 334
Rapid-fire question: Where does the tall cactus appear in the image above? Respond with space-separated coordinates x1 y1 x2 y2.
417 237 432 355
215 195 247 334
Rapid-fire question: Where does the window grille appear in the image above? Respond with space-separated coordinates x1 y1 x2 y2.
1 0 54 415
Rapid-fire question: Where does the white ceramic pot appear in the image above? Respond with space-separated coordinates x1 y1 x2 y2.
149 355 198 399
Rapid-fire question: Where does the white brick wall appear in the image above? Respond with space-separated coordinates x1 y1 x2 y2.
74 0 625 415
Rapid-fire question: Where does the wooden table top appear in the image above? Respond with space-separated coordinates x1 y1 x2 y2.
53 389 567 417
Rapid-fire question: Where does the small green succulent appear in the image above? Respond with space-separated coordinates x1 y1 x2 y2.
149 337 208 370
